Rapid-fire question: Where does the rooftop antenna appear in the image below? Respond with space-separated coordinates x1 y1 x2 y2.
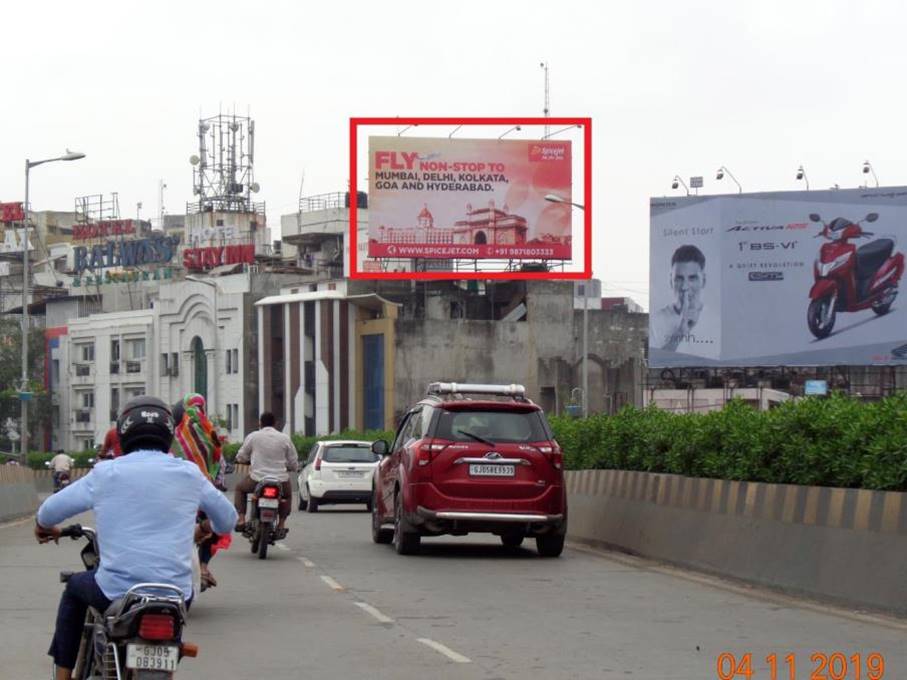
540 61 550 138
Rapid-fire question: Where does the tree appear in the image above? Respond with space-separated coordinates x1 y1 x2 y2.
0 318 50 453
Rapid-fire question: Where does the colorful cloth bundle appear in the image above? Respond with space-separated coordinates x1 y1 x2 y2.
171 393 223 483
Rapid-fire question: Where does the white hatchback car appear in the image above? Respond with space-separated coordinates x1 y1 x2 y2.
298 440 380 512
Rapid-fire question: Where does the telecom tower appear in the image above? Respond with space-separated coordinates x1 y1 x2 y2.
185 112 268 267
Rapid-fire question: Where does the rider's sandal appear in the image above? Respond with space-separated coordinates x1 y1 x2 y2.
276 527 289 539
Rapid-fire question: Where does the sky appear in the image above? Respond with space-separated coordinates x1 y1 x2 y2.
2 0 905 309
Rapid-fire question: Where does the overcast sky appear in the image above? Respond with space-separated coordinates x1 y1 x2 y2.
2 0 904 307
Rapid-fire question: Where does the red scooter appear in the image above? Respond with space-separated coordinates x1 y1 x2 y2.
807 212 904 339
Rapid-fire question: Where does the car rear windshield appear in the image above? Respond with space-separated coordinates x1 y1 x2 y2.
322 446 378 463
434 409 548 443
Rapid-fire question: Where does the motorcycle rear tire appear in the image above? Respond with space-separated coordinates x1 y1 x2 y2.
807 296 835 339
250 525 261 554
258 525 270 560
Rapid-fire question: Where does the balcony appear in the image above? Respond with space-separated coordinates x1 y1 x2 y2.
124 358 146 376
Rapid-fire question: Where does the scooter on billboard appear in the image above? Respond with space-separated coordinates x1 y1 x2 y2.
807 212 905 339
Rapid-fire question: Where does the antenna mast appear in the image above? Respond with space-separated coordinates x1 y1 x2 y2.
540 61 550 138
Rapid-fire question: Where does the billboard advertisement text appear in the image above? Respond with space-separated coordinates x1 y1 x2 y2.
368 137 572 260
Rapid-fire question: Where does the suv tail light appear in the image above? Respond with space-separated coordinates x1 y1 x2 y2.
262 486 279 499
417 439 450 466
139 613 176 641
314 457 321 471
539 442 563 470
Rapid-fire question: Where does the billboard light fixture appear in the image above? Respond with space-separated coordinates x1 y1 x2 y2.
863 160 879 188
672 175 689 195
796 165 809 190
716 166 742 193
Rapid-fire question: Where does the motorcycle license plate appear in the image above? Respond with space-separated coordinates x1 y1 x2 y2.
258 498 279 508
126 643 178 671
469 464 515 477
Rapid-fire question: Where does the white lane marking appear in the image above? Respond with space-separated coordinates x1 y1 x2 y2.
275 543 289 551
416 638 471 664
354 601 394 624
320 575 344 591
297 557 315 568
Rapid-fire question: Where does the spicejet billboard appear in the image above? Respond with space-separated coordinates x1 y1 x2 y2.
367 136 572 260
649 187 907 367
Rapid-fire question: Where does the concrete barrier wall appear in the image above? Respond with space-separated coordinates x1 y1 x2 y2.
566 469 907 615
0 466 39 522
32 468 91 494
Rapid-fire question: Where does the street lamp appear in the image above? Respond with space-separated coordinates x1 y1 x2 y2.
671 176 690 196
185 275 220 415
544 196 591 417
716 166 742 193
20 150 85 460
862 160 879 188
796 165 809 190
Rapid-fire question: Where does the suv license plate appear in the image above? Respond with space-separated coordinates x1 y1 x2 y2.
469 464 515 477
338 470 363 478
126 643 178 671
258 498 279 508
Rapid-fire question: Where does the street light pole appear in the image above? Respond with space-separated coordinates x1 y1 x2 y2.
543 193 589 416
19 150 85 459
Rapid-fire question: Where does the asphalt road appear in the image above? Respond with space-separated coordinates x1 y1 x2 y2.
2 495 906 680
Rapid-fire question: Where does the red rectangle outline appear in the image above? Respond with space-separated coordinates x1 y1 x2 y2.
349 117 592 280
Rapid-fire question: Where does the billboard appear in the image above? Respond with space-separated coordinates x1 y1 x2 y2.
649 187 907 367
367 136 572 260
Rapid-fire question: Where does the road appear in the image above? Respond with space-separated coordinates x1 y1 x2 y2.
2 496 906 679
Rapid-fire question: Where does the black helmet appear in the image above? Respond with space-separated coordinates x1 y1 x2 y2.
117 396 175 454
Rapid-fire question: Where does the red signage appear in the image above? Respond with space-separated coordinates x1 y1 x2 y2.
72 219 137 241
183 244 256 270
0 202 25 223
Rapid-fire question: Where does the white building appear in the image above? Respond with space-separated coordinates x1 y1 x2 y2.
280 192 370 275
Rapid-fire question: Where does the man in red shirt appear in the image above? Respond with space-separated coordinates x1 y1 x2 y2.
98 425 122 460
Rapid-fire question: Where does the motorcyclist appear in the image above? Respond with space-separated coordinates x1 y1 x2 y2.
49 451 74 492
234 411 298 537
35 396 237 680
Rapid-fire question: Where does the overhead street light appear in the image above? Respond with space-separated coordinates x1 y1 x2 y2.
20 150 85 460
716 166 742 193
796 165 809 190
544 196 590 417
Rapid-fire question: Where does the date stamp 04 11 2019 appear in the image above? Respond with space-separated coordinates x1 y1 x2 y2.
716 652 886 680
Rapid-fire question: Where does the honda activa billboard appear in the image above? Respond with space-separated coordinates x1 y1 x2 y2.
649 187 907 367
368 136 572 260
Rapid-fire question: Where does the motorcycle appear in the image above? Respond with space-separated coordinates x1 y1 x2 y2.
55 524 198 679
243 477 284 560
45 461 72 493
807 212 905 339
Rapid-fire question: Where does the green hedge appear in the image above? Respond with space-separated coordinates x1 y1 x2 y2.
549 392 907 491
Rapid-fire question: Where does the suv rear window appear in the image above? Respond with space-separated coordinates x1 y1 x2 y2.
322 446 378 463
434 409 548 443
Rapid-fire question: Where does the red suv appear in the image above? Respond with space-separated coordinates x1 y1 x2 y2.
371 383 567 557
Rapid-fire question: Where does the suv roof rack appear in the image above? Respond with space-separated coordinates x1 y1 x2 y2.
426 382 529 402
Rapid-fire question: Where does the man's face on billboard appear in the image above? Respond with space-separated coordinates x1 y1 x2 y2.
670 260 705 309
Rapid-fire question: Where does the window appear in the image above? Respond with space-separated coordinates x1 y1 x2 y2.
171 352 179 377
232 404 239 430
434 409 548 444
226 349 240 374
226 350 232 374
81 391 95 409
83 438 95 451
125 387 145 400
161 353 169 376
111 339 120 362
232 349 239 373
110 387 119 420
322 445 378 463
52 359 60 385
127 338 146 360
306 444 319 466
79 343 95 362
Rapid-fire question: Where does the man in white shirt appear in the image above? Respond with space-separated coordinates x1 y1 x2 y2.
651 244 707 353
234 412 298 536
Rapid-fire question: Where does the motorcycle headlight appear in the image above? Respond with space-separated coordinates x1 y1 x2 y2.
818 253 849 277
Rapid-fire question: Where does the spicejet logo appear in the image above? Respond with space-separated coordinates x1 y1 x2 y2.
529 142 568 162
